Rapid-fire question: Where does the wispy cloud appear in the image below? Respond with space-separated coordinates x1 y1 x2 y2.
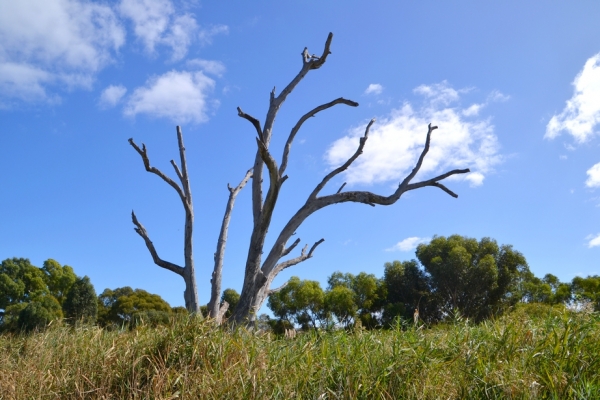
186 59 226 76
545 53 600 143
587 233 600 248
325 81 503 187
364 83 383 95
586 162 600 188
119 0 200 61
0 0 125 104
386 237 430 252
124 70 215 123
198 24 229 46
99 84 127 108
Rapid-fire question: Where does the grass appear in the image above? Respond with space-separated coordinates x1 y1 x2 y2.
1 304 599 399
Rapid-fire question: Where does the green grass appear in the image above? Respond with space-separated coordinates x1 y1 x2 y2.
1 304 599 399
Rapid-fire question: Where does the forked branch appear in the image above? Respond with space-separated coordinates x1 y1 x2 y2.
280 97 359 176
309 118 375 200
208 168 253 319
272 238 325 277
131 211 185 277
128 137 189 211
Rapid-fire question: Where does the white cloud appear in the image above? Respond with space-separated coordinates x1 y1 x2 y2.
487 90 510 103
587 233 600 248
198 24 229 46
545 53 600 143
325 82 502 187
364 84 383 95
586 162 600 188
186 59 226 76
386 237 430 252
413 81 461 106
462 104 483 117
119 0 198 61
99 84 127 108
0 0 125 104
124 70 215 123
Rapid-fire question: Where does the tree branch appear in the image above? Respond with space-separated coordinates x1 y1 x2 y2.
131 211 185 277
208 168 253 319
267 281 289 296
271 238 325 278
237 107 264 143
309 119 375 200
398 123 437 189
405 169 471 197
281 238 301 258
128 137 188 211
303 32 333 70
279 98 359 176
215 301 229 325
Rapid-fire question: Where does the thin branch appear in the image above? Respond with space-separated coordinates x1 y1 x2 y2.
303 32 333 70
237 107 264 143
281 238 301 258
280 98 358 176
398 124 437 189
271 238 325 277
336 182 347 194
267 281 289 296
405 169 471 197
128 138 188 210
309 119 375 200
170 159 183 183
176 126 192 203
131 211 185 277
208 168 253 319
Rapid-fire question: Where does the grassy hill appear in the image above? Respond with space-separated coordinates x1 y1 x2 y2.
1 303 599 399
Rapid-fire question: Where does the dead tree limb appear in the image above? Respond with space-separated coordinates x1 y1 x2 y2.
229 32 471 324
208 168 253 320
129 126 199 314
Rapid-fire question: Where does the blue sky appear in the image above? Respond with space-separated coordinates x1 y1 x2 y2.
1 1 600 309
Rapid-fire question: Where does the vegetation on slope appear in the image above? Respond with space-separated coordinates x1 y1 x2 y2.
1 303 599 399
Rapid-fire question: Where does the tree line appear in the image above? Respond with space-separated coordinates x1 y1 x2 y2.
265 235 600 331
2 235 598 333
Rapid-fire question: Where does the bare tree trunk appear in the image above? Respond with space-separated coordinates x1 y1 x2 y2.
230 33 470 324
207 169 252 322
129 126 199 314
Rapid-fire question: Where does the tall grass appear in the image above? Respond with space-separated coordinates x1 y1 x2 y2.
1 304 599 399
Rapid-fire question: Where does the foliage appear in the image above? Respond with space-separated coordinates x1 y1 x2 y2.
324 285 356 328
3 294 63 332
41 259 77 305
97 287 172 328
0 258 47 315
0 257 82 331
1 306 599 398
221 288 240 319
63 276 98 325
268 277 326 330
381 259 440 325
571 275 600 311
416 235 528 321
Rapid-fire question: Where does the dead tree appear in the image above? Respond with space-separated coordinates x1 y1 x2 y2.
130 128 251 320
230 32 470 324
129 127 199 313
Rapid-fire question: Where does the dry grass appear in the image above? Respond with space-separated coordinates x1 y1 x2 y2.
1 304 599 399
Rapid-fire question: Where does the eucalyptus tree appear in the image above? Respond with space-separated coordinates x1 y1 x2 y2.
129 33 470 324
228 33 470 323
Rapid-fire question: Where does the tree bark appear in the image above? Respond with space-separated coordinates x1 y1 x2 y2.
207 169 252 320
129 126 199 314
229 33 470 324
